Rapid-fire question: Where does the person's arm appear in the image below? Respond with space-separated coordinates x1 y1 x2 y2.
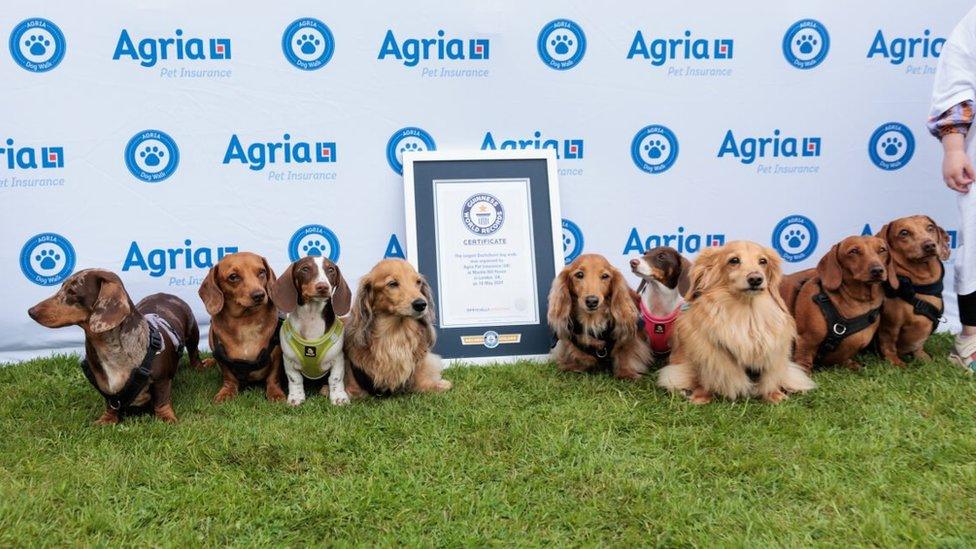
930 101 976 192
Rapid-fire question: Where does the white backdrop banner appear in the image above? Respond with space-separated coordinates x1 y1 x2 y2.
1 0 970 361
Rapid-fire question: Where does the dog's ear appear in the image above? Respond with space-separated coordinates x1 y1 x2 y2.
875 223 890 244
610 268 639 343
261 256 277 297
419 276 437 346
348 277 374 348
331 264 353 317
686 247 720 301
89 274 131 334
926 216 952 261
763 246 789 313
198 265 224 316
270 263 298 314
884 246 900 290
547 265 574 340
676 255 692 296
817 244 843 292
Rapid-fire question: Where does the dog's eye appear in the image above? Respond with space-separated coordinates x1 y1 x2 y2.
258 269 267 278
227 273 241 282
416 279 422 286
759 257 767 265
387 280 399 288
657 253 666 261
899 229 910 237
327 266 336 274
574 271 584 279
848 248 860 255
600 273 610 280
728 257 740 265
879 247 887 254
300 266 309 273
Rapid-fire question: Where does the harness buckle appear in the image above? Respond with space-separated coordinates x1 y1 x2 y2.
596 348 608 358
832 323 847 336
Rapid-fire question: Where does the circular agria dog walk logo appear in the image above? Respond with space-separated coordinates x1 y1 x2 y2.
537 19 586 71
124 130 179 183
386 127 436 175
288 224 340 262
20 232 76 285
772 214 818 263
561 218 584 264
9 18 66 73
462 194 505 235
782 19 829 70
282 18 334 71
631 125 679 174
868 122 915 171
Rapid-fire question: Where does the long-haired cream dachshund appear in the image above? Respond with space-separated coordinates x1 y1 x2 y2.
658 241 815 404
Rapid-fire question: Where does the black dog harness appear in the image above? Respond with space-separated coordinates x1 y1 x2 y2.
811 282 882 362
212 317 284 381
567 317 619 368
883 263 945 334
80 325 163 412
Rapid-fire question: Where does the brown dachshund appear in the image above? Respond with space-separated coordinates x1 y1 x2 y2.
548 254 650 380
28 269 201 424
199 252 286 402
343 259 451 397
876 215 952 365
781 236 896 372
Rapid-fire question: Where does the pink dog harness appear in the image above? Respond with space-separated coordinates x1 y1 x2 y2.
639 300 680 355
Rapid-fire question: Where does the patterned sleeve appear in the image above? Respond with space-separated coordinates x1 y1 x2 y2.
927 100 974 139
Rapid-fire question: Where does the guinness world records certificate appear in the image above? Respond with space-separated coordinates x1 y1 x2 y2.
403 150 562 364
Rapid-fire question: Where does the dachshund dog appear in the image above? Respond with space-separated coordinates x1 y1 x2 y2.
199 252 285 403
343 259 451 397
28 269 201 424
548 254 650 380
876 215 952 365
781 236 896 372
271 256 352 406
629 246 691 361
658 241 815 404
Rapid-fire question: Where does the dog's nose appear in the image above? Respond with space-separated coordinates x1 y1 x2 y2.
411 298 427 312
585 295 600 310
250 290 266 304
314 282 329 294
27 306 38 320
869 265 885 280
747 274 764 288
629 258 640 269
922 241 937 254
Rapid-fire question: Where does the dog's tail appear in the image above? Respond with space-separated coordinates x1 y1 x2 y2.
781 362 816 393
657 362 696 393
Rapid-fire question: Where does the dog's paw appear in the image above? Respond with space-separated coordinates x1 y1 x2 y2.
201 358 217 368
330 390 351 406
154 404 178 423
763 389 787 404
287 394 306 407
266 386 287 402
689 388 712 405
841 358 863 371
434 379 453 392
213 387 237 403
93 411 120 425
912 349 932 362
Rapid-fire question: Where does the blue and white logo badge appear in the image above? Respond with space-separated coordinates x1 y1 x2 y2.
868 122 914 171
482 330 500 349
772 214 818 262
282 18 334 71
288 224 340 262
20 233 75 286
562 219 584 264
462 194 505 235
386 127 436 175
537 19 586 71
9 18 66 73
783 19 829 70
124 130 179 183
631 125 679 174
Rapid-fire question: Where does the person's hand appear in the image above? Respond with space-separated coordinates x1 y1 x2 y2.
944 148 975 192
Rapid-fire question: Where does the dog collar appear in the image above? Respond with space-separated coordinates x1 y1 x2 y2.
283 317 343 379
80 321 163 412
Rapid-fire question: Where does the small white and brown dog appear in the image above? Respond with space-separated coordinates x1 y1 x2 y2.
629 245 691 360
270 256 352 406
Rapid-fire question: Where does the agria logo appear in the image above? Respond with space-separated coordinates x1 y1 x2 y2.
718 130 821 165
771 214 818 262
387 127 436 175
627 30 733 67
2 138 64 169
481 131 583 160
537 19 586 71
783 19 829 70
9 18 66 73
623 227 725 255
868 122 914 171
867 30 944 65
631 125 679 174
20 233 76 286
379 29 489 67
282 18 334 71
124 130 179 183
562 219 584 264
123 239 238 278
288 224 340 262
112 29 231 68
223 134 336 171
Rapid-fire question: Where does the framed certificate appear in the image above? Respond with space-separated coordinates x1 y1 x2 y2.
403 149 562 364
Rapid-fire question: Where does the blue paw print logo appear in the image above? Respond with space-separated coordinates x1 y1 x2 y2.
772 215 818 262
9 18 66 73
20 233 76 286
386 127 436 174
631 125 679 174
288 224 340 262
124 130 179 183
869 122 915 171
561 219 584 264
783 19 829 70
282 18 334 71
538 19 586 70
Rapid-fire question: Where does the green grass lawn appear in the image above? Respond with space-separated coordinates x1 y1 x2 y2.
1 335 975 546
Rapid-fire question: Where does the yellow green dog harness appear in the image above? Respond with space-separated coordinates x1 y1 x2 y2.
282 318 343 379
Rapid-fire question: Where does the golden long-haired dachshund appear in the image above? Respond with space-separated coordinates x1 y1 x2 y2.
343 259 452 397
658 241 815 404
548 254 650 380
